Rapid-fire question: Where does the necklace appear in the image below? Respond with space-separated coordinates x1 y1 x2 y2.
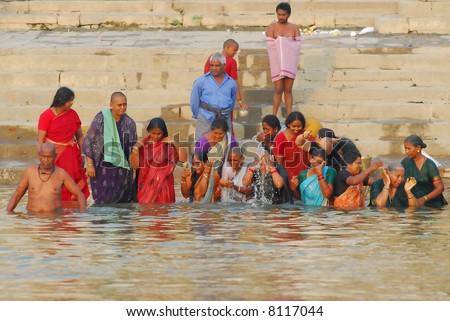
38 165 55 182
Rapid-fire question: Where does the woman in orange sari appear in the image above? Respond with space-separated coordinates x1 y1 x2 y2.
334 150 383 208
130 117 186 204
38 87 89 201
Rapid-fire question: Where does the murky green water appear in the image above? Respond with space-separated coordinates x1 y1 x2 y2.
1 185 449 301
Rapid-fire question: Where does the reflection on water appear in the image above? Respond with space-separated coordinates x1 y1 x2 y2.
1 185 449 301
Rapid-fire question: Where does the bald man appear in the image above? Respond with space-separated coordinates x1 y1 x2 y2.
7 142 86 213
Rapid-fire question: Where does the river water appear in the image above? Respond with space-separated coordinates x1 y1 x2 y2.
0 185 449 301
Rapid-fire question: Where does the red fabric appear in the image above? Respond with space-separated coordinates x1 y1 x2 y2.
204 55 238 80
137 137 179 204
273 130 311 180
38 108 90 201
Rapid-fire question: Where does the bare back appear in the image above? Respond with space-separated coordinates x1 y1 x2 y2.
266 22 300 39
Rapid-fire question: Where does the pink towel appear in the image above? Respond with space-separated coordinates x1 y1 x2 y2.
266 36 301 82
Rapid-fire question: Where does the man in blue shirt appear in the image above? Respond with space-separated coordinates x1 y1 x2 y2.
190 52 237 141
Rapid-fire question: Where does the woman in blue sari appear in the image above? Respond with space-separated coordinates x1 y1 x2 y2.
401 135 445 208
290 148 336 206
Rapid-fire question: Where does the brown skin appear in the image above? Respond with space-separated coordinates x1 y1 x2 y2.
180 156 220 202
290 155 334 200
375 167 418 208
37 99 84 151
404 141 445 206
129 128 187 170
242 153 284 189
219 152 253 196
210 58 226 86
345 157 383 186
266 8 300 116
255 122 280 151
274 119 303 166
7 143 86 213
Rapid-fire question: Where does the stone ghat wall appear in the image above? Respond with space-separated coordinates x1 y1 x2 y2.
1 0 450 34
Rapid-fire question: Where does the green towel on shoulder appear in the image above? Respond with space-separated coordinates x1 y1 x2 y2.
102 108 130 170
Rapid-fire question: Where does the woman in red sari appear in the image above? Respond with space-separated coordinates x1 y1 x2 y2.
130 117 186 204
273 111 312 180
38 87 89 201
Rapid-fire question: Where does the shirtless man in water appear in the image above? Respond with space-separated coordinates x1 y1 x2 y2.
266 2 300 116
7 142 86 213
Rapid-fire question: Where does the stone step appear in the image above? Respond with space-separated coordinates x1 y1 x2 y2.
300 101 450 122
2 49 450 73
2 97 449 125
2 69 450 92
2 83 448 112
2 1 450 33
0 87 192 107
244 86 450 105
399 1 450 18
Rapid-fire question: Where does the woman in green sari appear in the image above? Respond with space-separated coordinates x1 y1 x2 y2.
401 135 445 208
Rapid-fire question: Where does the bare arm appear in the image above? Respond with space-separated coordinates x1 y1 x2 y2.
7 170 30 212
61 170 86 212
289 176 300 199
269 167 285 189
37 130 47 150
266 23 275 38
180 169 192 199
242 168 255 187
85 156 96 178
375 168 390 208
213 173 221 200
418 178 445 206
404 178 418 208
75 128 84 150
129 140 144 170
194 169 211 201
346 161 383 186
314 162 334 198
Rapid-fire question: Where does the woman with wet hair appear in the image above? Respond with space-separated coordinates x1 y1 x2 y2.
370 163 418 208
401 135 445 208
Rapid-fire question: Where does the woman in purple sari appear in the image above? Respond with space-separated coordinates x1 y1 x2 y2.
82 92 137 204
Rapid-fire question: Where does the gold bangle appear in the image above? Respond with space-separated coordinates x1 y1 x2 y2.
181 181 187 184
424 195 429 202
87 163 94 167
383 187 389 191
